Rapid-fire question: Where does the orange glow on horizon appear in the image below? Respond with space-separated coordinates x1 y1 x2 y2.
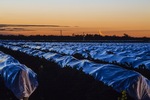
0 26 150 37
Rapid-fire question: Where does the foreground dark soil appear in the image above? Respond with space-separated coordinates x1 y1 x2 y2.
0 46 133 100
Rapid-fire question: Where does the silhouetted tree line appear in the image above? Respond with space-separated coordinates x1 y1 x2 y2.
0 34 149 42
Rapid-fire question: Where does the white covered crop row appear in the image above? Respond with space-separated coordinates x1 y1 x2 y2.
4 42 150 69
0 51 38 99
0 42 150 99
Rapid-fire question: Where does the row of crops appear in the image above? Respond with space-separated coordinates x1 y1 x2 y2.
0 51 38 99
4 42 150 69
0 41 150 99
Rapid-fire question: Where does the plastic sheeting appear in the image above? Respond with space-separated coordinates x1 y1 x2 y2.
1 42 150 99
17 42 150 69
90 65 150 100
0 51 38 99
43 51 150 99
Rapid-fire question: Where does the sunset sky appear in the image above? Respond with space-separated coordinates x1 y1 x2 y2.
0 0 150 37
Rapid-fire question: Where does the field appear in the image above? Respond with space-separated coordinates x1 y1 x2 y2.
0 41 150 100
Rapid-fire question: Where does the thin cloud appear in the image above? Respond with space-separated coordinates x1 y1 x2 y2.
0 24 70 28
0 28 33 31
